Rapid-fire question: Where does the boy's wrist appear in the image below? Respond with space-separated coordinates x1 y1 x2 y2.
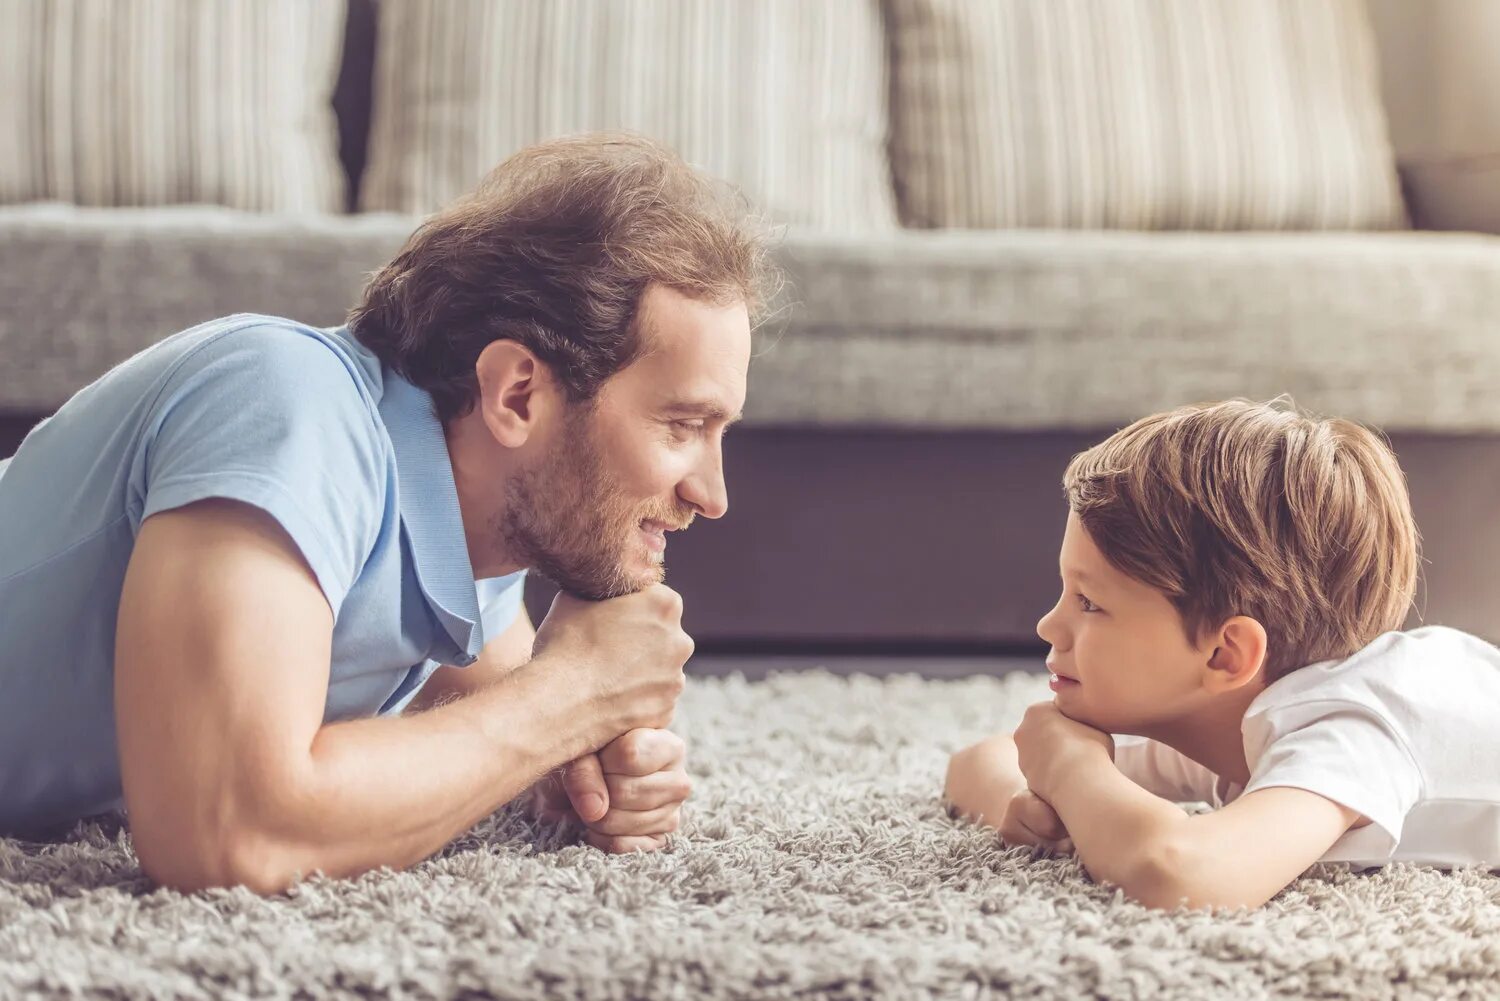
1033 739 1113 800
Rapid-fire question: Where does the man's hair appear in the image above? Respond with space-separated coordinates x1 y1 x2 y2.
349 132 777 422
1063 399 1419 680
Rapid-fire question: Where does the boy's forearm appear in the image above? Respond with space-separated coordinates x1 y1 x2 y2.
1043 752 1193 903
946 734 1026 826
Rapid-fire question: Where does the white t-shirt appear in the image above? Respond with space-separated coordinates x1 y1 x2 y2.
1115 627 1500 868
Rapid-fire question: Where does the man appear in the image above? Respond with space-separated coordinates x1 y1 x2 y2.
0 134 773 892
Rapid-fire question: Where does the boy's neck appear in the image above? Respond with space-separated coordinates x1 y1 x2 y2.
1144 682 1267 788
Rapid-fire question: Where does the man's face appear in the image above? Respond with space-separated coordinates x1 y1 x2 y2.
1034 511 1213 734
500 285 751 600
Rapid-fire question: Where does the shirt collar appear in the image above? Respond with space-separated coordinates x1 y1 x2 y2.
376 368 485 662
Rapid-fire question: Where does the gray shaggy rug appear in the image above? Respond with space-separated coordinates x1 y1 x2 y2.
3 670 1499 1000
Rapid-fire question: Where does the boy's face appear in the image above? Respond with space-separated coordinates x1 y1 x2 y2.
1036 511 1213 734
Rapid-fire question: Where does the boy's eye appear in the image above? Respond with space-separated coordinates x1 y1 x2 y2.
1076 593 1101 613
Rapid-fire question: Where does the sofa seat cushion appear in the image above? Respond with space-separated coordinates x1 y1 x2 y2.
4 205 1500 434
751 228 1500 432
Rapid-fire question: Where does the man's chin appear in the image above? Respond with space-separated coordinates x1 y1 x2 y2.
551 559 663 601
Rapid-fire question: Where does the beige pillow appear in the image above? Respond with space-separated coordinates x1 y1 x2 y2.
360 0 897 231
0 0 347 212
886 0 1407 231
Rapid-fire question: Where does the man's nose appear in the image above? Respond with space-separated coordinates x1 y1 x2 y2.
680 447 729 520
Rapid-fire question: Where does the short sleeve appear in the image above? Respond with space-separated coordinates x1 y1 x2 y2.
136 324 387 616
1241 707 1424 857
476 571 528 644
1115 735 1219 803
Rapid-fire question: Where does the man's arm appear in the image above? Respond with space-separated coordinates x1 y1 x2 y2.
115 500 685 893
1015 705 1358 910
410 601 694 857
407 607 537 713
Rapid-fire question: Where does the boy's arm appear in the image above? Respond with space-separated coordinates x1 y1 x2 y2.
944 734 1025 825
1016 703 1359 910
945 734 1073 851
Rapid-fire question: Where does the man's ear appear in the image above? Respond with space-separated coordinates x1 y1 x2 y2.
1202 615 1268 694
474 340 556 448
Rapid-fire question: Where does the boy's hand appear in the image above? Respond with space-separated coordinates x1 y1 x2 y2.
1014 701 1115 801
945 734 1074 853
945 734 1024 826
534 728 691 853
999 789 1074 854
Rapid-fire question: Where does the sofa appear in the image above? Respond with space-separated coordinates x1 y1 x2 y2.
3 0 1498 649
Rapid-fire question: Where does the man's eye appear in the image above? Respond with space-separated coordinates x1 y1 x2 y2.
673 420 706 433
1077 594 1101 613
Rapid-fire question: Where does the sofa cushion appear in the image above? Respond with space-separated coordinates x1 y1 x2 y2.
754 228 1500 431
0 0 348 213
4 206 1500 434
358 0 897 232
885 0 1407 232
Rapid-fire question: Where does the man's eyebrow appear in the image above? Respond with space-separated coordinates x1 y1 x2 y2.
662 400 744 424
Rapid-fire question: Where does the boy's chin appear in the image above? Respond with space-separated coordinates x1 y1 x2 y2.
1054 699 1114 731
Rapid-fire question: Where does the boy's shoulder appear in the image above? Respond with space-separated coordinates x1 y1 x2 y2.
1245 626 1498 733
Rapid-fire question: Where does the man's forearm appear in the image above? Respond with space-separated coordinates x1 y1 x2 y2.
1043 753 1191 900
243 653 602 889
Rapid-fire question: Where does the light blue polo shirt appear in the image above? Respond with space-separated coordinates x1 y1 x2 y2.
0 314 526 835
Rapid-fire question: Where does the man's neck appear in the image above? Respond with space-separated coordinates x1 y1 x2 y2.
445 412 526 580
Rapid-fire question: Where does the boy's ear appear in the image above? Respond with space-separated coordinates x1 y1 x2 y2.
1202 615 1268 694
474 340 557 448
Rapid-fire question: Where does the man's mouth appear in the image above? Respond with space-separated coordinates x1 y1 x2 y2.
639 519 686 561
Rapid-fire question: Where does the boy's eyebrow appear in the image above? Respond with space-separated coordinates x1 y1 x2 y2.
662 400 744 424
1061 564 1098 585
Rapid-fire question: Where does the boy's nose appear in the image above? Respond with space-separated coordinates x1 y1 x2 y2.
1036 603 1067 649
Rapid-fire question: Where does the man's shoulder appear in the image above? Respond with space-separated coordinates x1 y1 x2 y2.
148 315 389 449
164 314 383 406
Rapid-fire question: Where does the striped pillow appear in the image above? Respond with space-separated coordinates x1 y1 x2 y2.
360 0 897 232
886 0 1407 231
0 0 347 213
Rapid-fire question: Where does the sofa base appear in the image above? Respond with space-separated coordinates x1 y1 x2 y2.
7 416 1495 649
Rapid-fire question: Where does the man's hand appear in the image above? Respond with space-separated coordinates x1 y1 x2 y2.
530 586 693 747
945 733 1073 853
1013 701 1115 802
532 728 691 853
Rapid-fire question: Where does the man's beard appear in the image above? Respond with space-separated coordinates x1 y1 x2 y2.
497 407 695 601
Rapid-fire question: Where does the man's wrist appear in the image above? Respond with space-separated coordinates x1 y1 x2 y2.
464 653 601 773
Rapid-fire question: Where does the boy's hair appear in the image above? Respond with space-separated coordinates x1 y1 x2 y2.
350 132 777 423
1063 399 1419 680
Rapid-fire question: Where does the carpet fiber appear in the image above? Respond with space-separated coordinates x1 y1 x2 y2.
4 671 1499 999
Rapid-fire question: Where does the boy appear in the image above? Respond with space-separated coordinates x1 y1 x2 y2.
945 400 1500 910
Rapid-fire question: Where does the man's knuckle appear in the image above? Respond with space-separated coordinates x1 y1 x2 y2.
620 744 648 774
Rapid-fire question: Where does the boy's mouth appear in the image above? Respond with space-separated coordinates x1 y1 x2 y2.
1046 660 1081 691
